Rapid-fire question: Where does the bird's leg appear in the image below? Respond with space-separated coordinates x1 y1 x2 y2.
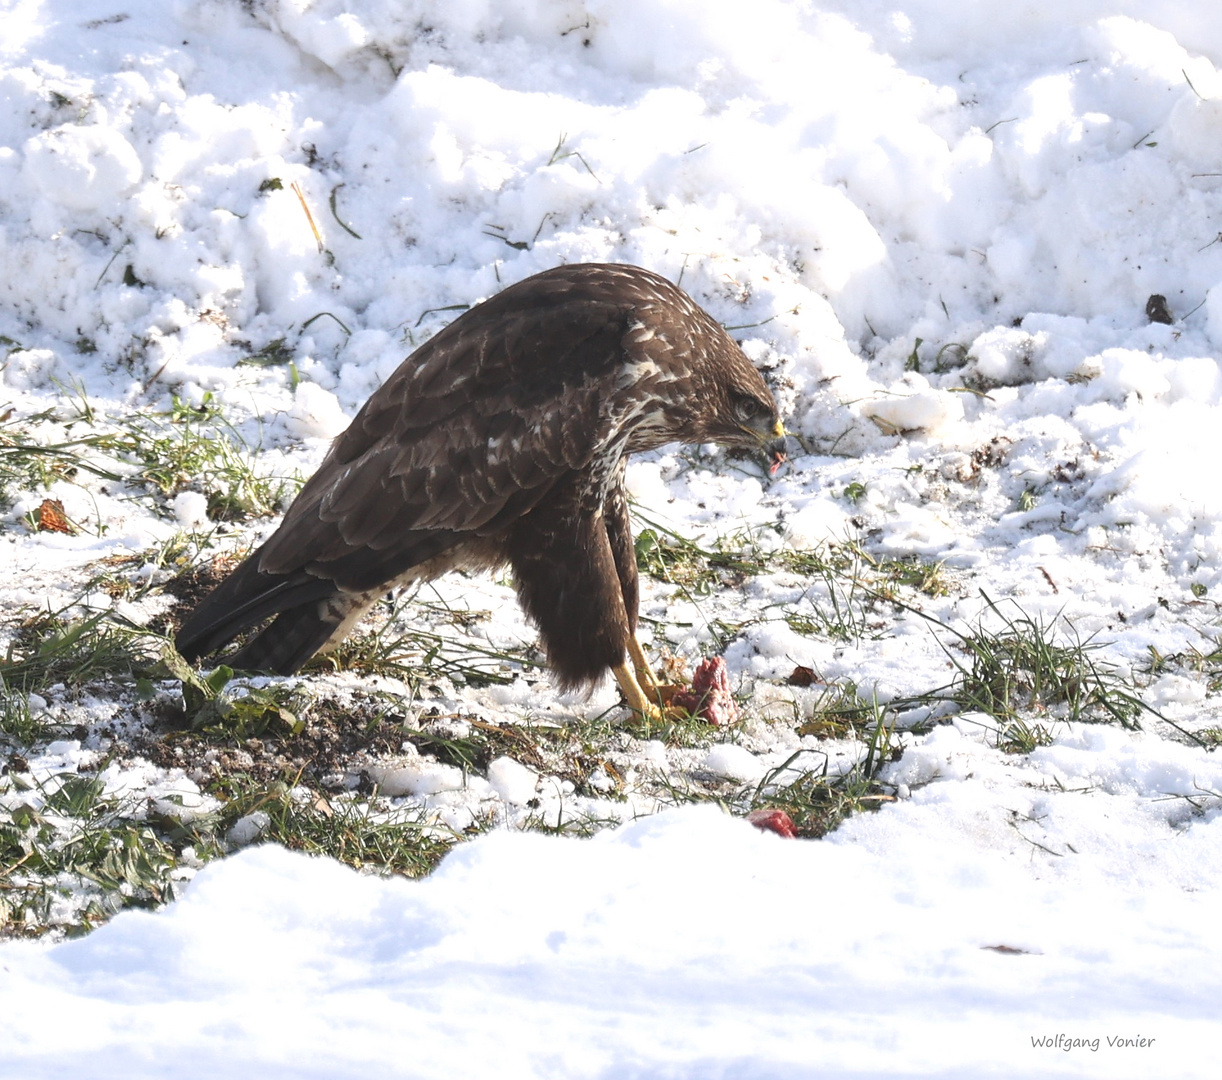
612 659 665 723
630 635 669 703
625 634 680 704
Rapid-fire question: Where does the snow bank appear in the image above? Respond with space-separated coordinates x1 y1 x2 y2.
1 806 1215 1079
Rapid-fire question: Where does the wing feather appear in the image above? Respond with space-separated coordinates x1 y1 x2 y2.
255 285 634 587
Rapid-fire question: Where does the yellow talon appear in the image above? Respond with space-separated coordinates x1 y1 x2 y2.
616 639 690 723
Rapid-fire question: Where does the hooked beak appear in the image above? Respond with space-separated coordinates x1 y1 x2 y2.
764 419 787 476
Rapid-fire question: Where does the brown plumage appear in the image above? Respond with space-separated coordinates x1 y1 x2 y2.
175 263 785 717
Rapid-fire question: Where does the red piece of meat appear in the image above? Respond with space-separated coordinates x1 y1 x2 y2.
670 656 740 726
746 809 798 838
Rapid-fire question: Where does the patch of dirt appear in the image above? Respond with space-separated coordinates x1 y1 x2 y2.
970 436 1013 476
115 695 410 790
153 553 244 634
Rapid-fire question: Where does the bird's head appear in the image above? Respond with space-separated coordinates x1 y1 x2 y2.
725 386 788 476
610 266 788 473
683 338 788 476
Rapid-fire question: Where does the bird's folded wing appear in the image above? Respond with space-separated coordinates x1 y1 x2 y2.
255 295 635 585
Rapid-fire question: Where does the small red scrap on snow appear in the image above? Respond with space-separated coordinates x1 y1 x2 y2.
746 809 798 838
670 655 739 725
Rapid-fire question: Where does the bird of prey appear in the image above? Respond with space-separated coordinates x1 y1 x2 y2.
175 263 786 719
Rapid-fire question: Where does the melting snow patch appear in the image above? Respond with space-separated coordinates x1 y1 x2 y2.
702 742 766 781
487 755 539 805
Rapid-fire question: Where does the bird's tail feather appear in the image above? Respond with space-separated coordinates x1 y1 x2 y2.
175 557 337 672
224 609 347 675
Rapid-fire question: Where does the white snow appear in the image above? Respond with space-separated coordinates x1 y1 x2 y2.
224 809 270 847
3 0 1222 1076
487 754 541 805
171 489 210 528
0 806 1215 1078
702 741 765 781
22 123 144 212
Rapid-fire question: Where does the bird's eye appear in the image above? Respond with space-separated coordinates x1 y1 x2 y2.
733 395 765 423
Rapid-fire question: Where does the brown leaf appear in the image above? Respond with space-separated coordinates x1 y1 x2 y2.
36 499 75 534
787 665 818 687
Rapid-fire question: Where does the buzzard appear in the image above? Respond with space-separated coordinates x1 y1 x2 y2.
176 263 786 719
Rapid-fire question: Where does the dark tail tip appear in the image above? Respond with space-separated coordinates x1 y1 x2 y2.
175 558 338 672
224 611 346 675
